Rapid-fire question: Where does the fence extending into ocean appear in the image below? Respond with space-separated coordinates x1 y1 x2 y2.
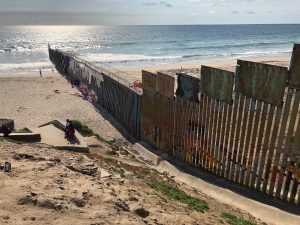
49 44 300 205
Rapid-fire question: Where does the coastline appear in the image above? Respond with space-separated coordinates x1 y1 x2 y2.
118 53 291 82
0 53 291 137
0 53 291 80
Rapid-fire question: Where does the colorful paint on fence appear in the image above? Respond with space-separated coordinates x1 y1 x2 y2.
48 47 141 139
140 44 300 205
49 44 300 205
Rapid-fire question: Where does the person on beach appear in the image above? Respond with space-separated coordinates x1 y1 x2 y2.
65 119 75 138
39 69 42 77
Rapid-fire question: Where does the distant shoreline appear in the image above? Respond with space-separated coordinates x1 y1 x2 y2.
0 53 291 83
1 24 300 27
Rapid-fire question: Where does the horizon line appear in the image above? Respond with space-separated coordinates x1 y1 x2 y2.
1 23 300 26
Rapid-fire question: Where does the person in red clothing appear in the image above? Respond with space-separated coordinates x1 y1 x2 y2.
65 119 75 138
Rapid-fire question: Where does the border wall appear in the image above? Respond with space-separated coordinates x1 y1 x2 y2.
48 46 141 139
49 44 300 205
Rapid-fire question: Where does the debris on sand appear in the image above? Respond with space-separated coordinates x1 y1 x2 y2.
65 158 98 176
135 207 150 218
3 161 11 172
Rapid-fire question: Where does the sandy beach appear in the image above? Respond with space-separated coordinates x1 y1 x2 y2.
0 71 126 141
104 54 291 83
0 54 291 138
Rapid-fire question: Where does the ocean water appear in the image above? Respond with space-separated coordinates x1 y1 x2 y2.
0 24 300 73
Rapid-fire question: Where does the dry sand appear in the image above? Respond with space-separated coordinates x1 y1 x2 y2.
0 140 265 225
116 54 291 82
0 71 125 141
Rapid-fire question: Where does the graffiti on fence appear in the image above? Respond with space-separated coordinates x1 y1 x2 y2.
78 83 97 105
49 47 141 139
50 44 300 205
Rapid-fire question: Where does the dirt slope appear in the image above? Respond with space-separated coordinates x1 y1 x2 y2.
0 139 265 225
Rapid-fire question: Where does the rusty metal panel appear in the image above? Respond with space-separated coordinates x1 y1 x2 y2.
216 101 226 175
141 90 156 146
279 91 300 201
275 92 298 199
288 44 300 89
196 94 206 166
245 101 262 186
176 73 200 102
239 98 255 185
232 96 246 182
174 98 185 160
291 110 300 154
157 93 173 152
204 96 214 170
220 102 234 178
261 106 282 193
249 103 268 188
256 105 275 189
156 72 175 98
218 103 229 177
199 95 208 168
268 88 293 196
236 60 288 106
201 66 234 103
142 70 157 92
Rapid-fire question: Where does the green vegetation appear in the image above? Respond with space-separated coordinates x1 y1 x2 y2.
113 167 125 177
220 213 256 225
72 120 95 137
147 180 209 213
72 120 116 145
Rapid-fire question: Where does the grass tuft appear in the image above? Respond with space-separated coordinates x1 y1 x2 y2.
72 120 116 146
113 167 125 177
147 180 209 213
220 212 256 225
72 120 94 137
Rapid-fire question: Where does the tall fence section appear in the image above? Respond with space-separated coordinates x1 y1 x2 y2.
49 47 141 139
49 44 300 205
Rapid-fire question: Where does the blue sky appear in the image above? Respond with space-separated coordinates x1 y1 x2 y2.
0 0 299 25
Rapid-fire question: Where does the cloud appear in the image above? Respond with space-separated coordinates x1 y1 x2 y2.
231 10 239 14
185 0 284 6
160 1 172 7
143 1 172 8
246 11 255 14
143 2 156 6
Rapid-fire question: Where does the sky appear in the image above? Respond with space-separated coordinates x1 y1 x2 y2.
0 0 299 25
